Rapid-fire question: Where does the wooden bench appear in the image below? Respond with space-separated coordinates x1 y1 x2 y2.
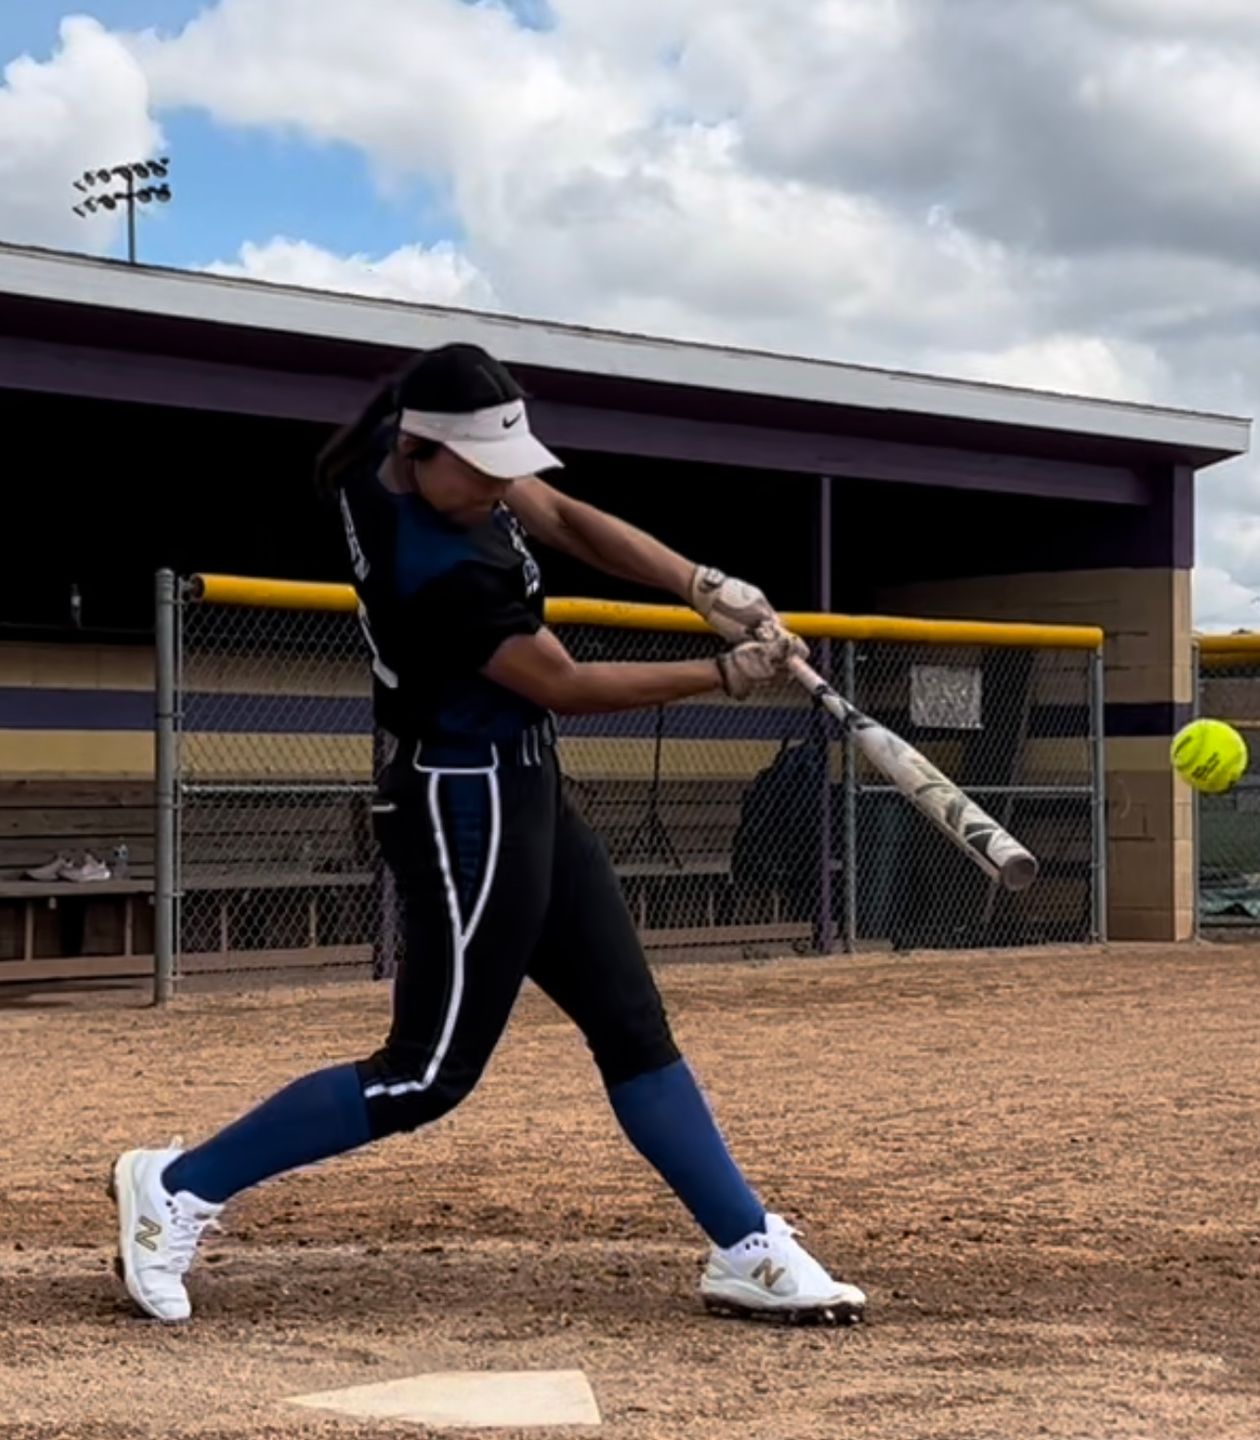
0 781 156 976
0 781 379 984
177 790 376 961
570 775 1096 952
564 774 818 955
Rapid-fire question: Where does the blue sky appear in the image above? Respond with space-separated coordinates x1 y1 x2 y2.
0 0 205 54
129 112 457 272
1 2 458 270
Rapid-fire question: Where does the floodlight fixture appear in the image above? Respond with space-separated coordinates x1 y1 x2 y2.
71 156 174 263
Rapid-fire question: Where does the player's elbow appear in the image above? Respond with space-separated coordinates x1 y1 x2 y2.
516 664 621 715
529 667 598 715
483 633 594 713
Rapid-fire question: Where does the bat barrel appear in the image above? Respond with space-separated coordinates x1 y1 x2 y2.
787 654 1040 894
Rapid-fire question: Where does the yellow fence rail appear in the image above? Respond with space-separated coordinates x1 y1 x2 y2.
189 574 1104 652
1198 632 1260 671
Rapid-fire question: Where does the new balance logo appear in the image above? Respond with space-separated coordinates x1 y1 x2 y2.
134 1216 163 1253
750 1259 786 1291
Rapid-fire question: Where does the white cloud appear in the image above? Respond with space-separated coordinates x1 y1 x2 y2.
1194 564 1259 633
207 236 497 310
933 334 1166 405
0 16 161 253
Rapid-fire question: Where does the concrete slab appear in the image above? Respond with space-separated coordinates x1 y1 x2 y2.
287 1369 601 1430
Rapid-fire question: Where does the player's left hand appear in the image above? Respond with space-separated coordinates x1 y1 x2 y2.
690 566 781 644
715 631 809 699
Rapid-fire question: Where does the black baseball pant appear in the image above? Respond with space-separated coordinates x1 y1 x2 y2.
356 727 680 1138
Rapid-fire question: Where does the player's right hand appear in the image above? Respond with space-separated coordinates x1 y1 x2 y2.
690 566 780 644
715 632 808 699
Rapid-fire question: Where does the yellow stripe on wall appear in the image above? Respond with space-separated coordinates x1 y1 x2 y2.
182 733 371 781
0 729 1096 786
0 731 154 779
1105 736 1181 772
0 644 153 692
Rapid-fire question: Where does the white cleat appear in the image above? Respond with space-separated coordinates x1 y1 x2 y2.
700 1212 867 1326
109 1145 221 1322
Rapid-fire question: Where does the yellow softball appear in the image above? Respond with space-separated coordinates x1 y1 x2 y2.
1170 718 1248 794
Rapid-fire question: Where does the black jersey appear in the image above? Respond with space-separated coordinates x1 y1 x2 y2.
337 429 549 745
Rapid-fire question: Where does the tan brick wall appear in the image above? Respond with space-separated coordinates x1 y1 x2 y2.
876 568 1193 942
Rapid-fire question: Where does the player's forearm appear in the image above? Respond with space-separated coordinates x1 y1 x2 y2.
484 628 800 711
548 660 722 714
546 496 695 598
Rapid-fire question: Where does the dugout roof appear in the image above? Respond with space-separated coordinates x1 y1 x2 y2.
0 241 1248 487
0 241 1251 634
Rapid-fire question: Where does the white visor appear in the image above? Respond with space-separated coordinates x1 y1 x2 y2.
399 401 562 480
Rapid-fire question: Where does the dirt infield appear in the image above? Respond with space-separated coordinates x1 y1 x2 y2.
1 943 1258 1440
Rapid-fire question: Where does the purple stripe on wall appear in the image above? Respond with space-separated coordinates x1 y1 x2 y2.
0 333 366 425
529 402 1150 502
1171 464 1195 571
0 687 153 731
0 688 1194 741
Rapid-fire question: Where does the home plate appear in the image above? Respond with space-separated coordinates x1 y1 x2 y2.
288 1369 601 1429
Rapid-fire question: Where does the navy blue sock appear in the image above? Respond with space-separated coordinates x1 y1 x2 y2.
162 1063 371 1205
609 1059 765 1248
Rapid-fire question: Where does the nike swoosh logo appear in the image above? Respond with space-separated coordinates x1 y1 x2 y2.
502 413 523 429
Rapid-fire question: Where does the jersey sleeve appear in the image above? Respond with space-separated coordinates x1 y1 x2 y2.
410 560 542 674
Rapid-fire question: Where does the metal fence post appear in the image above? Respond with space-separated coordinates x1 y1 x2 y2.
817 474 834 954
153 569 177 1005
1191 638 1201 941
1089 642 1108 943
842 639 858 953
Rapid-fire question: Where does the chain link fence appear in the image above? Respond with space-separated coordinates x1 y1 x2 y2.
1196 640 1260 933
172 583 382 982
161 576 1105 988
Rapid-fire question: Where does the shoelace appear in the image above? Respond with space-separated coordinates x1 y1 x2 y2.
161 1205 222 1276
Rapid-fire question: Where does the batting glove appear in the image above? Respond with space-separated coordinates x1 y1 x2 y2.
716 632 809 700
690 566 781 644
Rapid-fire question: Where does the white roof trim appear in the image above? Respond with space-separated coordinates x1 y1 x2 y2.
0 243 1250 458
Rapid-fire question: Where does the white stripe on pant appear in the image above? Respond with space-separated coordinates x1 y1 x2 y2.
363 769 502 1100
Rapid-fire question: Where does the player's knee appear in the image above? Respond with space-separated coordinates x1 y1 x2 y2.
587 999 680 1089
356 1048 484 1140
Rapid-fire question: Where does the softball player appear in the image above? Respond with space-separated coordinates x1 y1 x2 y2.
110 343 867 1328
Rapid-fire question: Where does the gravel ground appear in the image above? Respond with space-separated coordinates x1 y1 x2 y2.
1 943 1258 1440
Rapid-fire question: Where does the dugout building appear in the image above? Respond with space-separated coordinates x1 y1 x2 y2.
0 243 1249 983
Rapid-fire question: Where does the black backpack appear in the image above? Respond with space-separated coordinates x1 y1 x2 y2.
731 733 827 895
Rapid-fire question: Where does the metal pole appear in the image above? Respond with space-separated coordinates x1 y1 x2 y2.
1191 639 1201 942
126 172 137 265
817 475 834 954
843 640 858 954
1089 644 1108 943
153 569 177 1004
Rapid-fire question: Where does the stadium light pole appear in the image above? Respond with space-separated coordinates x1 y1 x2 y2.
71 157 172 265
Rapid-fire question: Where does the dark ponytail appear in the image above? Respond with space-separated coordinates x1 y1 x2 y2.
313 374 401 501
